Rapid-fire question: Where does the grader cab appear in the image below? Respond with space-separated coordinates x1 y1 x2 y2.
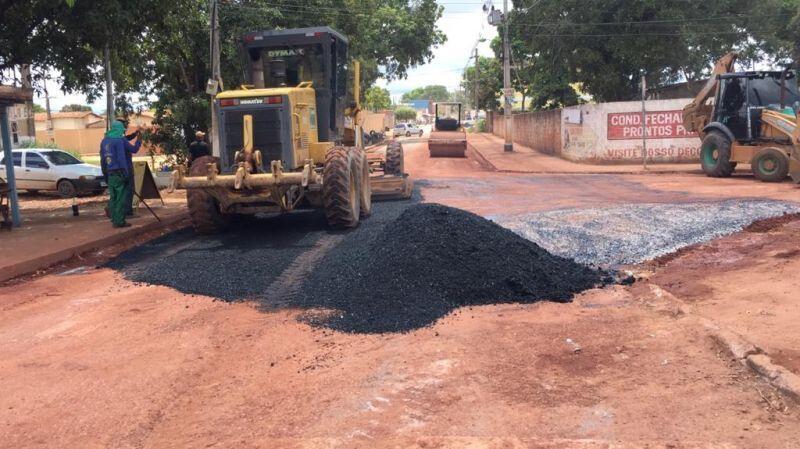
173 27 411 233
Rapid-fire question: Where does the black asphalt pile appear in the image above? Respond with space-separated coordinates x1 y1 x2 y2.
295 203 606 333
108 199 606 334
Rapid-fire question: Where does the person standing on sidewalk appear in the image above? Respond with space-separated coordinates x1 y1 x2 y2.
187 131 210 166
100 121 141 228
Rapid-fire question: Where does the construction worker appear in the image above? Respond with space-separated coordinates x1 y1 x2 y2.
123 123 144 217
100 121 141 228
188 131 210 165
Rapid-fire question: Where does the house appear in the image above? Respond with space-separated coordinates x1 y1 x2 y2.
33 110 157 155
6 103 35 147
34 111 105 132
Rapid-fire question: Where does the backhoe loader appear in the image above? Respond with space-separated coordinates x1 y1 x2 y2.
683 52 800 182
172 27 411 233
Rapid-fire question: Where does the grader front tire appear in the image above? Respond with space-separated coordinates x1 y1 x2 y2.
385 140 404 176
355 148 372 218
323 147 361 228
187 156 230 234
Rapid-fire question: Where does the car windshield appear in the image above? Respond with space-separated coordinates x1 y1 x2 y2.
40 150 82 165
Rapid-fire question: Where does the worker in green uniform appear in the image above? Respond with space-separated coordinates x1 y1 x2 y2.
100 121 141 228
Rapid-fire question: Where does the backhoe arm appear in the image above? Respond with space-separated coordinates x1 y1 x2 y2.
682 52 737 135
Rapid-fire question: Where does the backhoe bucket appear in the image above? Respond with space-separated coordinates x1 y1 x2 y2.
428 130 467 157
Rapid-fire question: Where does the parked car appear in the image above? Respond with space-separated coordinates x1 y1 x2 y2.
393 123 424 138
0 149 106 197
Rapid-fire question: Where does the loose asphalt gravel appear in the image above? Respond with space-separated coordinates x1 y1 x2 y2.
108 190 799 333
493 199 800 266
108 197 605 333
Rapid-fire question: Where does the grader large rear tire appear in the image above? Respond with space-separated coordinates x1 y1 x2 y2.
323 147 361 228
385 140 404 176
187 156 230 234
354 147 372 218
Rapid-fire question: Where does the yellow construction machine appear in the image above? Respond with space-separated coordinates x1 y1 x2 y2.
428 102 467 157
683 52 800 182
172 27 411 233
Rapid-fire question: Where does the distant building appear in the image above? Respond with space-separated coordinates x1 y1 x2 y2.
33 110 157 155
34 111 105 131
6 103 35 147
647 80 705 101
407 99 433 113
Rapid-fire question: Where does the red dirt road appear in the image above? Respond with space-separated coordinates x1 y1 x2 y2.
2 141 799 448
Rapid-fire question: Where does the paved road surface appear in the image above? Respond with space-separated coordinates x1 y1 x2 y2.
1 141 799 448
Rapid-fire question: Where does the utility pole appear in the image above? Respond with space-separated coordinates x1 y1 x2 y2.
20 65 35 143
640 75 647 170
104 44 114 129
43 77 54 143
0 107 21 227
502 0 513 152
209 0 222 157
473 47 479 120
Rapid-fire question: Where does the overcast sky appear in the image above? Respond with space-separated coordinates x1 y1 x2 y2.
379 0 499 102
34 1 503 112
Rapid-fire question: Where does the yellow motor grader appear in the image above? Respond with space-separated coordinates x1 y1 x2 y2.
172 27 411 233
683 52 800 182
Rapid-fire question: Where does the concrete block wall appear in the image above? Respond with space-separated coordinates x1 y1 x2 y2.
491 98 702 164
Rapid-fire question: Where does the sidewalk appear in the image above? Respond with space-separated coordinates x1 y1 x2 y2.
468 133 704 174
0 193 187 283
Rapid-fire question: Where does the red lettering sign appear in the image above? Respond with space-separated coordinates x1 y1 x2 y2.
607 110 698 140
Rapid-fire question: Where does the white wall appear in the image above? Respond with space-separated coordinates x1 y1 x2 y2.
561 98 701 164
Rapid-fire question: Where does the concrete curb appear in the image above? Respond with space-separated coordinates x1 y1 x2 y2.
650 283 800 403
466 143 496 172
467 137 703 176
746 354 800 402
0 211 188 283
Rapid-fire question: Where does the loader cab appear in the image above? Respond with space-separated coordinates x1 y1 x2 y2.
714 71 799 141
242 27 349 142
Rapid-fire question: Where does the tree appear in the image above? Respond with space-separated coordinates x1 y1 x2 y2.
460 56 502 110
60 104 93 112
394 107 417 121
364 86 392 111
1 0 446 156
402 85 451 102
509 0 798 102
32 103 45 113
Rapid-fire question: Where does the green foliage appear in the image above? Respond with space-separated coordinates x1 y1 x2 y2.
475 119 486 133
460 56 502 110
2 0 446 156
509 0 799 102
60 104 93 112
402 85 451 102
364 86 392 111
394 107 417 121
20 140 59 149
31 103 45 113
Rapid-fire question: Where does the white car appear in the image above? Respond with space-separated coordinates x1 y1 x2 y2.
0 149 106 197
393 123 424 138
